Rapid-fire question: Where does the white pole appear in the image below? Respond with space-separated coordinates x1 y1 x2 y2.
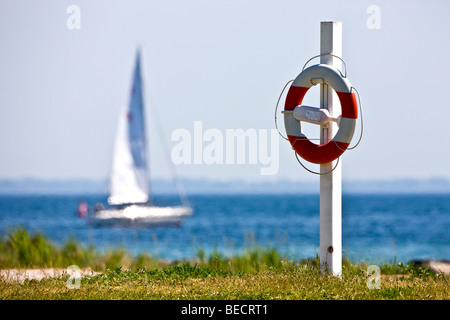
319 21 342 276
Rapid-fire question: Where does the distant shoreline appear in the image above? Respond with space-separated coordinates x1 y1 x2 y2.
1 177 449 195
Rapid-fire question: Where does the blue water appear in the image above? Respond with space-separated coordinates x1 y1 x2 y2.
0 193 449 264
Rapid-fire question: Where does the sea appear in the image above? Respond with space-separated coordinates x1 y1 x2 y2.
0 193 449 265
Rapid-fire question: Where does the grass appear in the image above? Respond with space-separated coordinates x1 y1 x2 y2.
0 227 449 300
0 226 161 271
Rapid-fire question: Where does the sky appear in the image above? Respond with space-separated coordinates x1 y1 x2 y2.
0 0 449 183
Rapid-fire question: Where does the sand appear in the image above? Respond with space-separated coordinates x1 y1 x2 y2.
0 267 99 283
1 260 449 283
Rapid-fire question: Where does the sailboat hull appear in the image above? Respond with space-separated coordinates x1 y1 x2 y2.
89 205 192 227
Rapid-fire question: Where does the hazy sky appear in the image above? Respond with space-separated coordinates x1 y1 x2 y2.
0 0 449 183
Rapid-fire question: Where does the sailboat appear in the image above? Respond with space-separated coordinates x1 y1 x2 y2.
90 50 192 227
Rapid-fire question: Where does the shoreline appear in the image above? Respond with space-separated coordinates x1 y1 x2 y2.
0 267 100 283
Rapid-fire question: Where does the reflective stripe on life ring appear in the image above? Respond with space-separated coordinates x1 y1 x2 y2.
283 64 358 164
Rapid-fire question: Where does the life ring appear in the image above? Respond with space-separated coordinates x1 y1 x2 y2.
283 64 358 164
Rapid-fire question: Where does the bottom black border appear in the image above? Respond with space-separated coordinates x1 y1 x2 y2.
1 300 447 318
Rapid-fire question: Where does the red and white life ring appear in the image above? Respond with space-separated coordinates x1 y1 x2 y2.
283 64 358 164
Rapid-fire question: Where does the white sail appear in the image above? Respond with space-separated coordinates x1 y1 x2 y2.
108 51 149 205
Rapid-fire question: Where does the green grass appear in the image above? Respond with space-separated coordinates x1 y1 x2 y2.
0 226 162 270
0 227 449 300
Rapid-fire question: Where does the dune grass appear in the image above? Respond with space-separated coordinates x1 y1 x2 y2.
0 227 449 300
0 226 162 271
